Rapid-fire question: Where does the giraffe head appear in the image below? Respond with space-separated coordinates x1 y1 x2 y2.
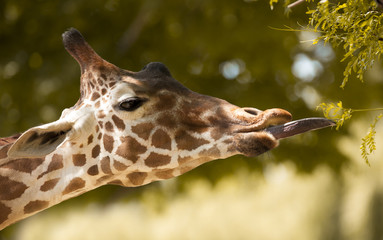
6 29 329 186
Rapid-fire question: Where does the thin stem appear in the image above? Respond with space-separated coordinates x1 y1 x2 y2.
351 107 383 112
287 0 306 8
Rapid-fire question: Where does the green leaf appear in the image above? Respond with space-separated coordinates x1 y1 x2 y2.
360 114 383 165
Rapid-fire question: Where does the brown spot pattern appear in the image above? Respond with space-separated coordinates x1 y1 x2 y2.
92 145 101 158
97 111 106 118
175 130 209 151
127 172 147 185
101 156 112 174
177 156 192 165
38 154 63 179
1 158 43 173
0 202 11 225
0 134 21 146
199 147 221 158
131 123 154 140
113 160 128 171
72 154 86 166
24 200 49 214
155 169 174 179
40 178 60 192
87 165 99 176
155 94 176 111
52 154 63 165
0 176 28 200
156 115 176 129
211 128 224 140
116 136 146 163
108 180 124 186
62 177 86 195
207 115 222 125
0 145 10 159
97 65 106 73
112 115 125 130
96 175 112 185
103 134 114 153
109 81 116 88
105 121 114 132
91 92 100 101
219 140 233 152
179 165 194 175
88 134 94 145
145 152 171 168
151 129 172 150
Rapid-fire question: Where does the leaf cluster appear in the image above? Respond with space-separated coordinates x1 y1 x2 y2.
360 114 383 165
271 0 383 164
308 0 383 88
318 101 383 164
317 101 352 130
312 1 383 164
271 0 383 88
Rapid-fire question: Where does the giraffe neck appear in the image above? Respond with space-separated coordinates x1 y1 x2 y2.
0 127 228 229
0 136 104 229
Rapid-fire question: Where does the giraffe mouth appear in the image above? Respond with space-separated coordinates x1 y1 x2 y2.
232 108 334 138
231 108 334 157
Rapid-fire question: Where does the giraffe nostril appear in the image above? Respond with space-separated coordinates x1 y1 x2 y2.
243 108 261 116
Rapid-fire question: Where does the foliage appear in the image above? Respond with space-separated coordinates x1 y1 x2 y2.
318 102 383 164
360 114 383 165
317 101 353 130
272 0 383 87
309 0 383 163
272 0 383 164
308 0 383 88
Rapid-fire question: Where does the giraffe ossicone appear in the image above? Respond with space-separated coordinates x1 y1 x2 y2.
0 28 334 229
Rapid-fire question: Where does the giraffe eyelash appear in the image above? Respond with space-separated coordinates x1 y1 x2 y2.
118 97 147 112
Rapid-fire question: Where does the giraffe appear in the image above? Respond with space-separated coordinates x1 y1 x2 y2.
0 28 334 230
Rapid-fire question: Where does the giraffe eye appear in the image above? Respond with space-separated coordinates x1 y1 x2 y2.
119 97 145 112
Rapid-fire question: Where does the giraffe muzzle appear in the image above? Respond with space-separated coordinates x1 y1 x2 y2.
231 108 334 156
233 108 292 133
232 108 334 137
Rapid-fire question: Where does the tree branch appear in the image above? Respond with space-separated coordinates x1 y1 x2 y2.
287 0 306 8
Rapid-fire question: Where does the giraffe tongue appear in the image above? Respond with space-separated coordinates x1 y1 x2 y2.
265 117 335 140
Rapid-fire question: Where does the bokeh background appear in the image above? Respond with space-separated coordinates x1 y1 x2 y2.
1 0 383 239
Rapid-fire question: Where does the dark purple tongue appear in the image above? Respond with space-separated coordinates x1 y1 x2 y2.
265 117 335 140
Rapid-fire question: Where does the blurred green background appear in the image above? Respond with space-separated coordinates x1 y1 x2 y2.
1 0 383 239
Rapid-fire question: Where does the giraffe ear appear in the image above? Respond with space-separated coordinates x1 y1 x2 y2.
8 109 95 159
7 120 74 159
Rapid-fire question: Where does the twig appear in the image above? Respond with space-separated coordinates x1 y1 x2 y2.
287 0 306 8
